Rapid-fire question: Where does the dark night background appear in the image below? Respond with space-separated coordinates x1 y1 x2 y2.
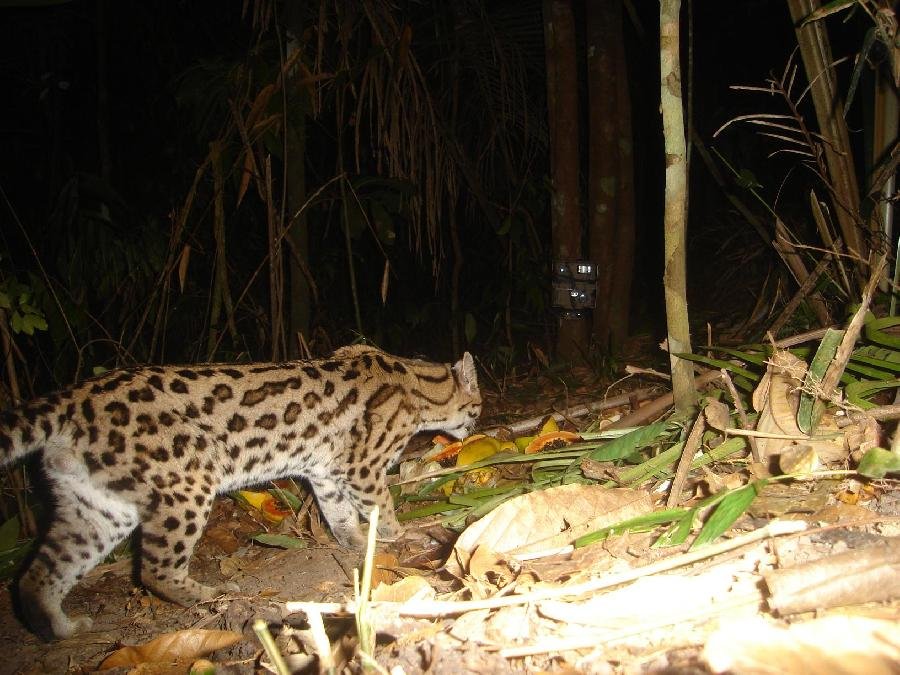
0 0 877 394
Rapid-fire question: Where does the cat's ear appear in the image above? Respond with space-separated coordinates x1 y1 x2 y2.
453 352 478 394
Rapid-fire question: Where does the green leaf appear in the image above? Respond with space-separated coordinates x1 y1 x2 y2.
0 516 20 552
268 487 302 511
398 501 462 521
851 347 900 373
10 311 23 334
865 314 900 349
371 201 396 244
845 27 877 115
736 168 762 189
652 511 695 548
0 545 30 582
0 290 10 309
21 313 46 335
706 346 768 366
575 508 689 548
846 378 900 409
252 533 308 549
588 421 669 462
691 483 761 549
673 353 759 382
798 328 843 434
857 447 900 479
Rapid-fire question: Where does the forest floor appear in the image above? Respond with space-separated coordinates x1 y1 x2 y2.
0 353 630 674
2 337 899 673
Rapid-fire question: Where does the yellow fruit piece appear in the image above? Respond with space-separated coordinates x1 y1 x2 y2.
423 433 488 463
459 467 499 489
238 490 270 510
540 416 560 434
514 435 535 452
457 437 501 466
237 490 290 523
442 436 500 496
498 440 518 453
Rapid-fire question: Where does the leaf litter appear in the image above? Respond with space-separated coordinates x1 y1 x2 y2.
268 302 900 673
3 310 900 672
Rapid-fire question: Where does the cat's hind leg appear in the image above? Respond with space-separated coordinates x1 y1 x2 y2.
19 478 139 640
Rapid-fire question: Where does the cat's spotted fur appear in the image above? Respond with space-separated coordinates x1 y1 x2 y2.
0 345 480 640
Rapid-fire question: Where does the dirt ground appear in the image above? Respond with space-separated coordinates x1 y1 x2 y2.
0 498 363 673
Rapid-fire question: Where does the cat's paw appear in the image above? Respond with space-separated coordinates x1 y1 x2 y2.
217 580 241 595
332 525 367 550
376 512 403 541
53 614 93 640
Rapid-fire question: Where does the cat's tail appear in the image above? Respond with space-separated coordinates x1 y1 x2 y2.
0 398 60 465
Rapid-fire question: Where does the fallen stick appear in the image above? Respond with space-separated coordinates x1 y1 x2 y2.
281 519 806 619
482 388 657 436
609 369 723 429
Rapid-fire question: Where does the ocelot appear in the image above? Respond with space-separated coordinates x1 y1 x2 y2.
0 344 481 640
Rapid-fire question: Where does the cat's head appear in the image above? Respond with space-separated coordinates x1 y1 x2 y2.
417 351 481 438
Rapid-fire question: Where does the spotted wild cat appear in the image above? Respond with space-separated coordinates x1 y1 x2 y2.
0 345 481 640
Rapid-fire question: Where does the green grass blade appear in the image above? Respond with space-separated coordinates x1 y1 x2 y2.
865 314 900 349
575 508 690 548
690 482 762 549
653 510 695 548
798 328 843 434
398 502 463 521
588 421 671 462
845 378 900 409
673 353 759 381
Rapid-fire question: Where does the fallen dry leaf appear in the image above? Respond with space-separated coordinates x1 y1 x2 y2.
753 351 806 461
705 615 900 675
370 575 435 603
99 629 244 670
753 350 849 467
448 608 492 643
749 481 831 517
778 444 820 474
704 398 732 432
539 570 760 630
468 545 518 589
203 523 241 554
447 485 652 576
371 551 400 588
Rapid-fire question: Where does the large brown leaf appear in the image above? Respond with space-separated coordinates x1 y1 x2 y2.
98 629 244 670
448 485 651 575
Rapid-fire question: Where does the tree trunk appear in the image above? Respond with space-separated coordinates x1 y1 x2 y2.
207 139 238 361
283 22 312 357
787 0 865 281
660 0 696 414
285 122 311 357
543 0 589 361
609 2 636 348
587 0 635 353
